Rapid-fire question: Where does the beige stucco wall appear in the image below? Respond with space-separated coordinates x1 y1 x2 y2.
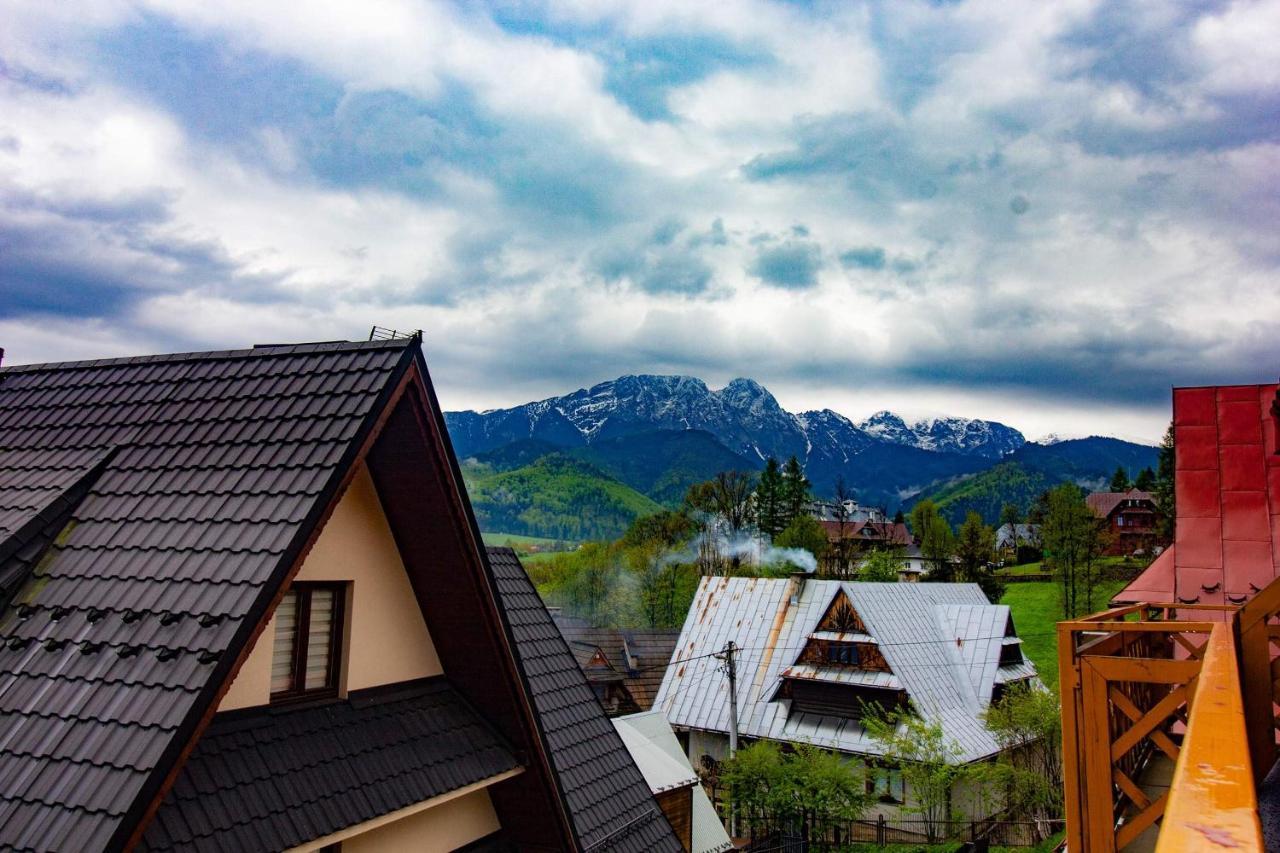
338 788 501 853
219 464 443 711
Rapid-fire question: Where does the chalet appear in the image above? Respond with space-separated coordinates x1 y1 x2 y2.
552 612 680 716
0 339 680 852
1085 488 1161 555
612 712 733 853
994 523 1040 554
818 519 912 576
654 575 1038 820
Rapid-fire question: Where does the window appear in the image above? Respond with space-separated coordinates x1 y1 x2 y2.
825 643 860 665
271 583 345 701
866 766 905 804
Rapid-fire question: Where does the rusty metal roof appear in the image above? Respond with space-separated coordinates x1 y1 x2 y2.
653 578 1039 762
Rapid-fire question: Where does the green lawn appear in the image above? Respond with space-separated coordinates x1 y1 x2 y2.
1000 579 1129 690
479 531 577 551
998 555 1143 577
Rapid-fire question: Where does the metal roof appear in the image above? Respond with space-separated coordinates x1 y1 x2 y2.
487 548 682 853
653 578 1040 762
0 340 412 851
139 678 519 852
1115 384 1280 607
611 712 732 853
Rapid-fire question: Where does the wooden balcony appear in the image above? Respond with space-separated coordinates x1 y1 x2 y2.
1059 576 1280 851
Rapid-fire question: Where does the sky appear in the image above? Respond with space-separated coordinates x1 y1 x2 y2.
2 1 1278 444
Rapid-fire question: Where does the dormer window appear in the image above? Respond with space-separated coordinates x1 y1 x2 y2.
271 582 346 702
825 643 860 665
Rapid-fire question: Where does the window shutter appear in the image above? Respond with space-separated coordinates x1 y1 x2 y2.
271 591 299 694
304 588 335 690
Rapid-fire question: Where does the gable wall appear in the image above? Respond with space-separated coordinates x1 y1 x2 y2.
219 464 442 710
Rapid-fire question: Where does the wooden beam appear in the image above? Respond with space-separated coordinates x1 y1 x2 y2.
1156 623 1264 852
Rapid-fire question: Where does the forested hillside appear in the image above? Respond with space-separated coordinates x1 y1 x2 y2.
461 454 662 540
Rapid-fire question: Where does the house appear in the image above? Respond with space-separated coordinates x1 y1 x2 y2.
552 612 680 716
0 339 680 852
809 499 887 525
612 712 733 853
994 523 1040 554
1114 383 1280 607
653 575 1038 821
818 519 912 577
1085 488 1161 555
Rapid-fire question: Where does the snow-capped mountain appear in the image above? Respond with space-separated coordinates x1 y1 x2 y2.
858 411 1025 459
445 374 1025 467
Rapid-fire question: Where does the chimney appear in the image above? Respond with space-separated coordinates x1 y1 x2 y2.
788 569 811 606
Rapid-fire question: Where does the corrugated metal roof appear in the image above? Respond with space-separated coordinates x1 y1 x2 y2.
653 579 1040 762
612 712 733 853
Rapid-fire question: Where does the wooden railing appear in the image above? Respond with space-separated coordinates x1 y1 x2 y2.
1060 578 1280 851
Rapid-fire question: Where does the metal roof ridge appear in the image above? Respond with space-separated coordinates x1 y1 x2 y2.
0 339 412 374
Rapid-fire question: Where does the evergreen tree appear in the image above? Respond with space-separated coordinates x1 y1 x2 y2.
781 455 812 526
1134 466 1156 492
1109 465 1131 492
1154 423 1175 543
892 509 905 525
755 458 786 540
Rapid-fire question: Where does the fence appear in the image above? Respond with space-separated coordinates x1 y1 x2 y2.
735 816 1066 850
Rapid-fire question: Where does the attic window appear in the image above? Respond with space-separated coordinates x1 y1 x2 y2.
271 583 346 702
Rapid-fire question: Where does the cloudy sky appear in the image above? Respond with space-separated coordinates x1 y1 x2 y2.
3 1 1278 443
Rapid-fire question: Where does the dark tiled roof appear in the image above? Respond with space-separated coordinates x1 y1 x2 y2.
139 678 519 852
0 341 412 852
486 548 682 853
552 615 679 711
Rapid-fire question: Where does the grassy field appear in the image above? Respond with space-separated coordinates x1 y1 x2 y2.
997 555 1145 577
480 531 572 547
999 579 1129 690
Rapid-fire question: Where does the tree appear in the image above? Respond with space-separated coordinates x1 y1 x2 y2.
1134 466 1156 492
982 685 1064 834
1109 465 1131 492
830 476 854 577
893 509 905 525
858 548 902 582
774 514 829 568
864 708 966 843
721 741 868 844
620 510 696 550
1154 423 1175 543
956 511 1004 602
686 471 757 575
999 502 1023 531
911 500 956 582
1042 484 1110 617
755 458 786 540
781 455 812 527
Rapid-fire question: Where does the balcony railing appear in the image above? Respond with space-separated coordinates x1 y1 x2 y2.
1059 576 1280 851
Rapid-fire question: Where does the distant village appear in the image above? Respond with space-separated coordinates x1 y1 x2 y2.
9 332 1277 853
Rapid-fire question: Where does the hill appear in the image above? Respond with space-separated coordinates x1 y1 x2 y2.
911 437 1160 525
461 454 663 541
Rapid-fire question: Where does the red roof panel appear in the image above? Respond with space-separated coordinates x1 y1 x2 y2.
1175 388 1217 425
